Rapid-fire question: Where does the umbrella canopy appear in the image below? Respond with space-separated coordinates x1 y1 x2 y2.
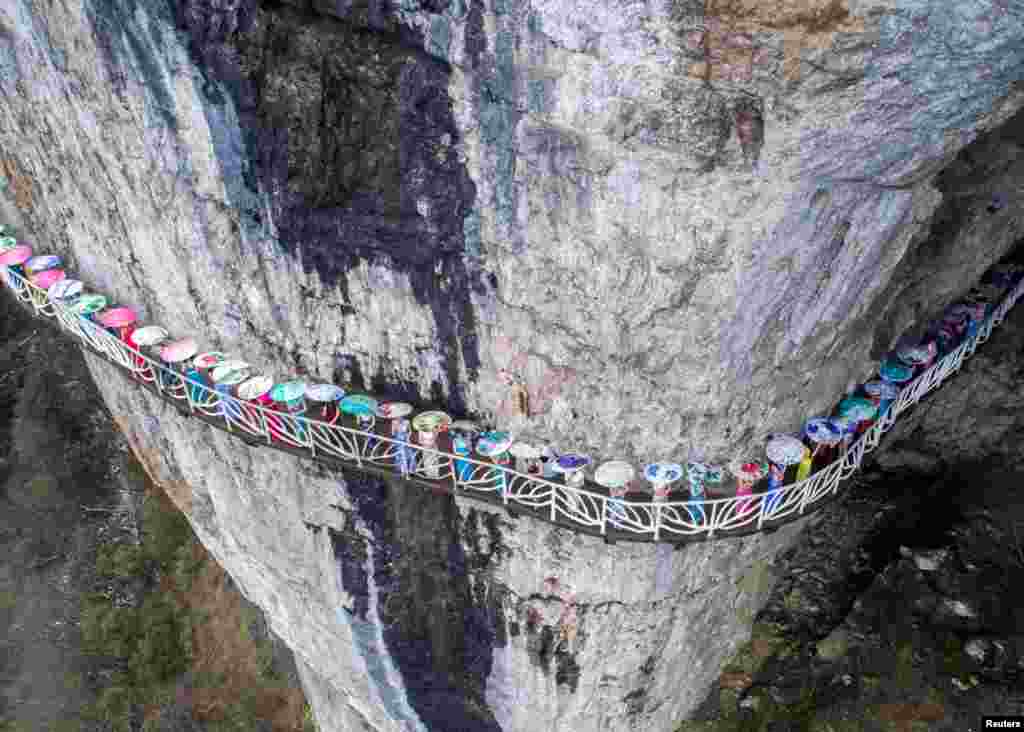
48 278 83 302
97 307 137 329
476 431 513 457
25 254 61 273
237 375 274 401
270 381 307 402
131 325 169 347
31 268 65 290
554 453 591 472
766 434 807 466
837 396 877 422
340 394 379 416
211 361 250 384
412 410 451 433
864 380 900 400
729 460 767 482
306 383 346 403
643 462 683 484
879 360 914 384
687 461 724 483
449 420 481 436
213 367 251 386
376 401 412 419
829 416 857 437
594 460 635 489
509 442 541 460
897 341 937 367
160 337 198 364
0 245 33 266
72 293 108 316
804 418 843 446
192 352 227 370
0 235 17 250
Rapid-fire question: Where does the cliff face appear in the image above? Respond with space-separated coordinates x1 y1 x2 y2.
2 0 1024 729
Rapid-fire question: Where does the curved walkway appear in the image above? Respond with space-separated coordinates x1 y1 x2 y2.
3 265 1022 544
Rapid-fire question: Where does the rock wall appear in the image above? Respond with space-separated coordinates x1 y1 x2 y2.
2 0 1024 729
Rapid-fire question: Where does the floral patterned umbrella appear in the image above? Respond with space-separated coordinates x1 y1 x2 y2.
72 294 108 317
211 361 251 384
879 360 913 384
237 375 274 401
729 460 767 482
552 454 591 474
0 245 33 266
31 268 65 290
412 410 451 433
160 337 198 364
192 352 227 370
270 380 307 403
476 431 513 457
643 462 683 484
340 394 378 417
130 325 169 347
766 434 807 466
25 254 61 273
98 307 138 329
837 395 877 422
897 341 937 367
803 418 842 446
306 384 346 403
594 460 635 489
376 401 413 419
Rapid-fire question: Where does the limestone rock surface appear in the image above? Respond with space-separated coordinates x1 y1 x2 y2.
1 0 1024 730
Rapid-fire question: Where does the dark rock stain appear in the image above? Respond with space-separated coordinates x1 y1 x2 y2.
167 0 483 414
334 469 507 730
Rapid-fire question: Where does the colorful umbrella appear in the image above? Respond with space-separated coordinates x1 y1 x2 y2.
340 394 378 416
729 460 767 481
476 431 513 457
72 293 108 316
48 278 82 302
0 235 17 250
863 380 900 401
449 420 481 436
412 410 451 433
803 418 842 446
192 352 227 370
237 375 273 401
376 401 412 419
879 360 913 384
553 453 591 473
766 434 807 466
594 460 635 489
25 254 61 273
306 383 346 403
270 381 307 403
509 442 541 459
643 462 683 484
211 361 250 383
97 307 137 329
896 341 936 367
213 366 251 386
160 338 198 363
130 325 169 347
837 395 877 422
0 245 33 266
31 268 65 290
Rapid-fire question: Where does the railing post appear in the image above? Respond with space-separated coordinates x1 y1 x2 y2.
600 498 608 536
757 493 767 529
550 486 557 522
653 504 662 541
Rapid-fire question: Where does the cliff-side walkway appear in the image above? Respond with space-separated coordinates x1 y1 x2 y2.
2 264 1021 544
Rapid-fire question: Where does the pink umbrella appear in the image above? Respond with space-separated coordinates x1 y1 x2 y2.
98 307 138 329
160 337 198 363
31 268 65 289
0 245 33 266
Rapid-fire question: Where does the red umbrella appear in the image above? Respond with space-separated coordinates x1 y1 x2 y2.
98 307 138 329
31 268 65 290
0 245 33 266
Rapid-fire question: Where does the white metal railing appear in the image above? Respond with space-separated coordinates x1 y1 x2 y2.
3 265 1022 542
